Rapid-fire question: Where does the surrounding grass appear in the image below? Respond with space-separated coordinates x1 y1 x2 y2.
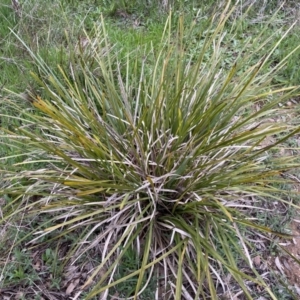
1 0 300 299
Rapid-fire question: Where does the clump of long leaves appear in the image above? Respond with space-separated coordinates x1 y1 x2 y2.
1 5 300 300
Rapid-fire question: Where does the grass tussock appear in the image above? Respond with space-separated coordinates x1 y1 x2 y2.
1 1 300 299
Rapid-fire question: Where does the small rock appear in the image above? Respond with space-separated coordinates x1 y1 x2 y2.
253 255 261 267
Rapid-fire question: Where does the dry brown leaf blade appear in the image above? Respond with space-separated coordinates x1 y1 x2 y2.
274 256 285 275
66 279 80 295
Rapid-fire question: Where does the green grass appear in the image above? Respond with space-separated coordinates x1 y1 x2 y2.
1 0 300 299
